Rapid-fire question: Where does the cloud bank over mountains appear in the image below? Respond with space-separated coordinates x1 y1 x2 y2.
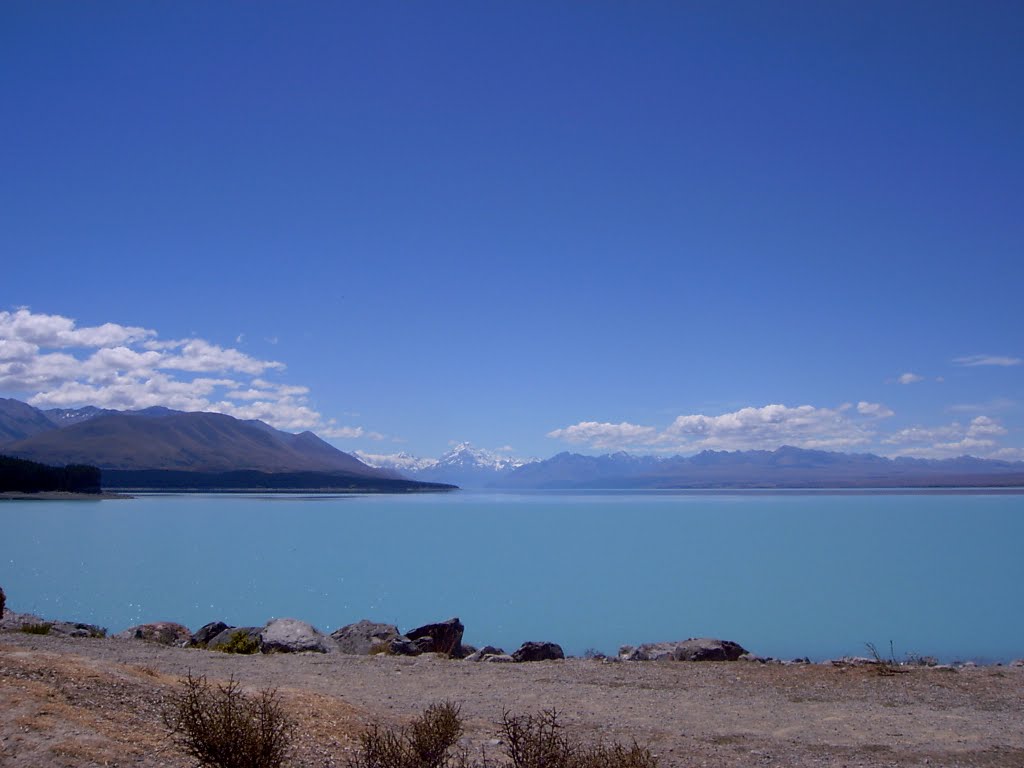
0 308 374 438
548 403 1021 460
2 308 1019 461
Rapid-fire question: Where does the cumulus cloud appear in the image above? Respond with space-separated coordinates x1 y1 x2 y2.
0 308 373 437
548 403 891 453
857 401 895 419
882 415 1014 458
897 372 924 384
953 355 1022 367
546 421 659 450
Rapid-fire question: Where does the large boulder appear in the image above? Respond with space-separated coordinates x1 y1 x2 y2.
115 622 192 647
331 620 401 655
512 641 565 662
620 638 747 662
0 585 5 617
189 621 232 648
405 617 464 657
261 618 333 654
207 626 263 654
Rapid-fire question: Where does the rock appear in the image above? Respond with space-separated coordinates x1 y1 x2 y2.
387 636 422 656
412 636 436 654
620 642 677 661
621 638 747 662
405 617 464 657
115 622 191 647
485 654 515 663
49 621 106 638
207 626 263 654
1011 659 1024 668
331 620 401 655
456 643 477 659
260 618 333 654
465 645 506 662
512 641 565 662
0 585 5 616
190 621 232 648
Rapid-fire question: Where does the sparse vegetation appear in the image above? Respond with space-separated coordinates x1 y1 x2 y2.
217 630 261 655
20 622 53 635
349 701 465 768
865 641 908 677
163 672 294 768
348 703 657 768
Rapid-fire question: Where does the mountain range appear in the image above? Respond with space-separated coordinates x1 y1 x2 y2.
3 397 1023 490
0 398 448 492
356 442 537 488
496 446 1024 489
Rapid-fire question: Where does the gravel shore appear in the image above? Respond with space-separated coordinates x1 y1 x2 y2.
2 631 1022 768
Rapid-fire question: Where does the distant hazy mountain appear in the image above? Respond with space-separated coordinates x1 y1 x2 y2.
0 398 397 478
500 445 1024 489
357 442 538 487
0 398 58 442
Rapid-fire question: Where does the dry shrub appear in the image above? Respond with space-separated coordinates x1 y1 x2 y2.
502 709 657 768
349 703 657 768
163 672 294 768
349 701 464 768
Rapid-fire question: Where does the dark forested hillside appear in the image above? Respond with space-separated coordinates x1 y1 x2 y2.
0 455 102 494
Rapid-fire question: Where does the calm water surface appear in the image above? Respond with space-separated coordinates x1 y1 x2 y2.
2 490 1022 662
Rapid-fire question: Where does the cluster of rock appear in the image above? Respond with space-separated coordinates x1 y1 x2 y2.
108 615 568 663
618 638 748 662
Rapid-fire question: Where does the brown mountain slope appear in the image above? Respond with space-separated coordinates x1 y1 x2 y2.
4 410 393 476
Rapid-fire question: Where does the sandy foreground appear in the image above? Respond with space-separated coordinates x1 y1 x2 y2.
1 632 1022 768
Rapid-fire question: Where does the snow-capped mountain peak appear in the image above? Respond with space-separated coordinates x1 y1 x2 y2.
355 442 537 487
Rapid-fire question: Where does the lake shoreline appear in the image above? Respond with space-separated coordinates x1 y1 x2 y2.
2 629 1022 768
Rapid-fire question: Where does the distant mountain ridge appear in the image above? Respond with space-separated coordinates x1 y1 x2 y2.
357 442 537 487
499 445 1024 489
0 398 396 478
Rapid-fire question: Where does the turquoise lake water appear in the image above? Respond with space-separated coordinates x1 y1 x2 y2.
2 490 1022 662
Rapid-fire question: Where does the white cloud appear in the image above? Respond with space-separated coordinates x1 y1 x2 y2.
882 416 1013 459
546 421 659 450
0 307 371 437
897 372 924 384
953 355 1022 367
0 308 155 349
664 403 874 451
856 401 895 419
547 403 891 453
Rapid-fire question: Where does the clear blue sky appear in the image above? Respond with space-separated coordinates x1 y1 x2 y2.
2 1 1022 461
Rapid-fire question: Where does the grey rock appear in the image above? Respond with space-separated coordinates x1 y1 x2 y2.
260 618 333 654
50 620 106 638
512 641 565 662
405 617 464 657
412 636 436 654
115 622 192 647
387 636 422 656
190 621 232 648
331 620 401 655
207 626 263 653
0 585 5 616
621 638 747 662
465 645 506 662
1010 659 1024 667
485 654 515 663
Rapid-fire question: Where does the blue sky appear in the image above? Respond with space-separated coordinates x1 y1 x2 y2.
2 2 1022 461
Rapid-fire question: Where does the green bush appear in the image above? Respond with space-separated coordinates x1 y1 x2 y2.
20 622 53 635
218 630 261 655
163 673 294 768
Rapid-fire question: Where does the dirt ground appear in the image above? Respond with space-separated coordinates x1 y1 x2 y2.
1 632 1022 768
